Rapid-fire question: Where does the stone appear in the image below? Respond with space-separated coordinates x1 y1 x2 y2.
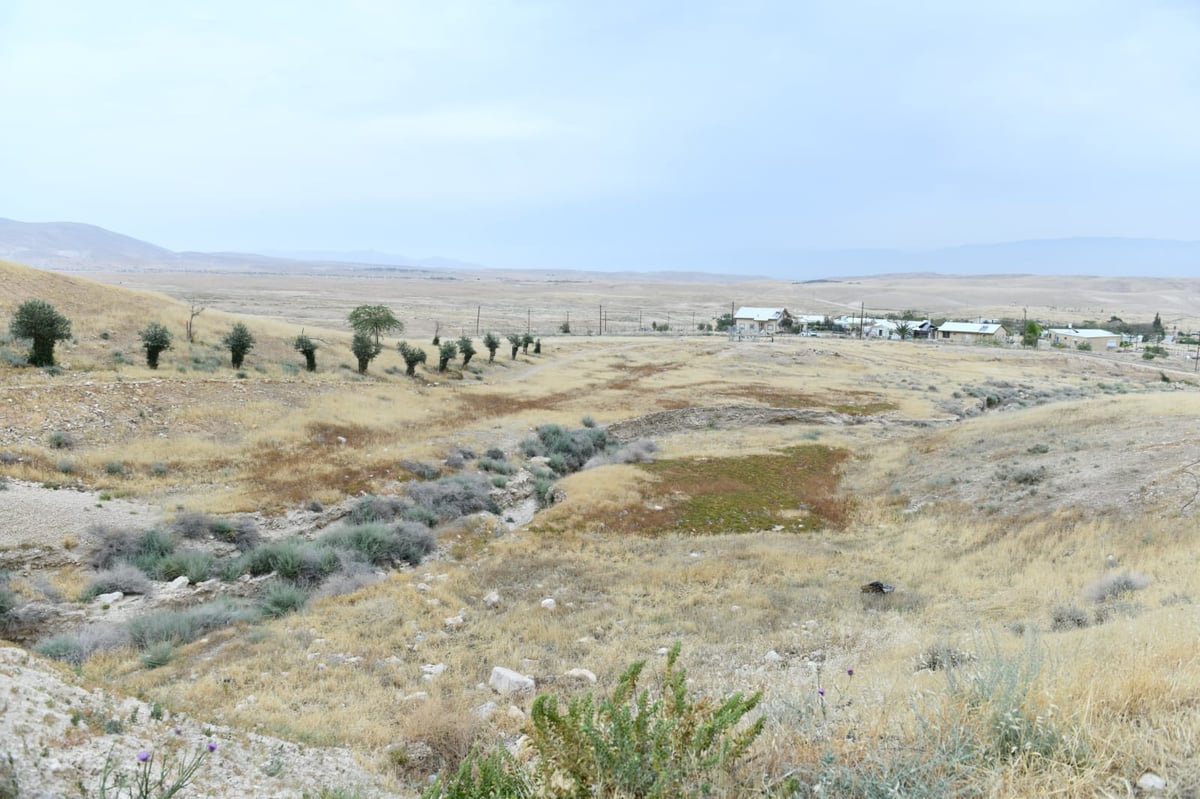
540 598 557 611
94 591 123 605
421 663 447 679
483 591 501 608
1137 770 1167 792
473 701 499 720
764 650 783 663
489 666 535 694
403 692 429 702
564 668 597 683
168 575 190 589
444 615 464 629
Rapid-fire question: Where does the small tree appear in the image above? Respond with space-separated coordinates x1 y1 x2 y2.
9 299 72 367
559 320 571 334
221 323 255 368
715 313 734 332
293 332 318 372
483 332 501 363
139 322 173 369
1153 312 1165 342
1022 320 1042 349
398 341 427 376
894 320 913 341
185 296 205 343
507 333 522 360
348 305 403 347
351 330 382 374
458 335 476 368
521 333 534 354
437 340 458 372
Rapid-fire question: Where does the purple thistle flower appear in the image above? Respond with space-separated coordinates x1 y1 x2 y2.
174 727 183 736
207 742 218 753
817 688 825 696
847 668 854 676
137 750 150 763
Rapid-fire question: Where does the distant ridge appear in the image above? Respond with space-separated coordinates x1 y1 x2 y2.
2 217 1198 278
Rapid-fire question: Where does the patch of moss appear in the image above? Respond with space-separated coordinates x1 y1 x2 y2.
637 445 850 534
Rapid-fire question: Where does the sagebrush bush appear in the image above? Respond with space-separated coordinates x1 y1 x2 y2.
211 516 261 551
142 641 175 669
401 460 442 480
477 457 514 475
129 529 177 575
236 539 340 587
34 622 128 665
47 430 76 450
1082 570 1151 603
348 494 408 524
81 563 152 599
171 510 216 539
320 521 436 567
127 599 257 650
260 580 309 617
154 550 214 583
405 473 498 522
1050 603 1091 630
522 423 619 476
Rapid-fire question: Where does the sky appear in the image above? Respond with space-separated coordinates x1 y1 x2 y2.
3 1 1200 273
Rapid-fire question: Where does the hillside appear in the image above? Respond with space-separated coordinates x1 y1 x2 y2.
2 262 1199 797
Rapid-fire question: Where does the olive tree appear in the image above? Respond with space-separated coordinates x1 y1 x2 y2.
458 335 476 368
437 340 458 372
483 332 501 363
398 341 427 376
351 330 381 374
221 322 255 369
348 304 403 347
507 333 522 360
9 299 72 367
521 333 534 354
139 322 173 369
293 333 318 372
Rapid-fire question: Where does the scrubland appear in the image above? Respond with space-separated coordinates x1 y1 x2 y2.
2 259 1200 797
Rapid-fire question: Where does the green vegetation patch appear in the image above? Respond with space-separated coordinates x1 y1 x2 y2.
637 444 850 534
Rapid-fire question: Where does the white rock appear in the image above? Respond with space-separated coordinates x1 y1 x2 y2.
421 663 447 678
168 575 190 589
483 591 501 608
1137 770 1167 792
444 615 464 629
473 701 500 720
489 666 535 694
402 691 429 703
540 597 557 611
416 582 431 592
764 650 784 663
564 668 597 683
95 591 123 604
656 647 670 656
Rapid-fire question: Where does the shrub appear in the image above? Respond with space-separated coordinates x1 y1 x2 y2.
221 323 256 369
485 447 506 461
313 562 380 600
34 622 128 665
348 494 408 524
237 539 340 587
477 457 514 475
401 505 440 527
81 563 153 599
150 462 170 476
585 438 658 468
581 415 596 428
48 430 76 449
260 580 309 617
171 511 215 540
89 524 143 570
294 332 319 372
9 299 72 367
351 329 382 374
1050 603 1091 630
211 516 261 551
129 529 177 575
406 473 498 523
422 743 532 799
139 321 173 369
401 460 442 480
142 641 175 669
491 476 507 488
154 550 214 583
56 459 75 475
522 423 619 476
103 461 126 476
1082 570 1152 603
529 642 763 798
127 599 257 650
533 476 556 507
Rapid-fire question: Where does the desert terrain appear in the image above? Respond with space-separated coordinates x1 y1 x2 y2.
2 260 1199 798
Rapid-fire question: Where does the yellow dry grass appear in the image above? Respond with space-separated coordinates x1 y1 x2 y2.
5 261 1200 796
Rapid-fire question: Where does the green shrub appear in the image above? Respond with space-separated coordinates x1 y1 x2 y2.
142 641 175 669
406 473 498 523
237 539 340 586
485 447 506 461
81 563 152 599
130 529 177 575
57 459 75 475
127 599 257 650
491 476 507 489
348 494 408 524
103 461 127 476
155 550 214 583
35 634 88 665
260 580 309 617
422 743 532 799
529 642 762 798
477 457 514 475
47 429 75 448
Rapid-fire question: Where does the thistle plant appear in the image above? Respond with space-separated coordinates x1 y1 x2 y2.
95 738 216 799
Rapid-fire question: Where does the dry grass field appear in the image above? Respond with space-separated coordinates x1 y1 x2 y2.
3 258 1200 797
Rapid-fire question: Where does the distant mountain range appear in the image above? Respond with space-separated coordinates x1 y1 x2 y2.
2 216 1198 278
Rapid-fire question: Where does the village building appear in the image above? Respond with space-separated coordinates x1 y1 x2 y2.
1046 328 1121 349
937 321 1008 343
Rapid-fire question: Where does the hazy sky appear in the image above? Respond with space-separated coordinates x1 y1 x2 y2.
3 1 1200 271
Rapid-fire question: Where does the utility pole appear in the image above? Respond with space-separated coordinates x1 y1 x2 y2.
599 305 603 336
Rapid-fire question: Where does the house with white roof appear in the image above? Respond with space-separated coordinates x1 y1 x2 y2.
733 307 793 335
1046 328 1120 349
937 321 1008 343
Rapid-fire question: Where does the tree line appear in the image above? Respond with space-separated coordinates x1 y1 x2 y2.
4 299 541 376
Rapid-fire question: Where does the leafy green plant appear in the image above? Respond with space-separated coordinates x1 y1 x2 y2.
529 642 763 798
260 580 309 617
9 298 72 367
220 323 255 369
482 332 501 363
139 322 173 369
422 743 532 799
293 332 319 372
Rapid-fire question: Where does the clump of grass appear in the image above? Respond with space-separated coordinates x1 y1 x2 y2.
103 461 126 476
211 516 261 551
34 622 128 665
585 437 658 468
154 550 214 583
141 641 175 669
1082 570 1151 603
348 494 408 524
80 563 152 599
521 423 618 475
126 598 257 650
319 522 436 567
235 539 340 587
260 580 309 617
477 457 514 475
401 460 442 480
1049 603 1091 631
47 430 76 450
